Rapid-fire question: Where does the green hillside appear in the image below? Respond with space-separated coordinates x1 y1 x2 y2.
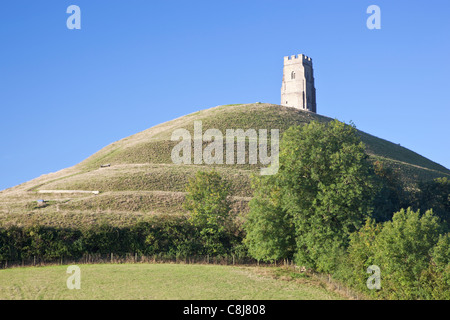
1 103 449 228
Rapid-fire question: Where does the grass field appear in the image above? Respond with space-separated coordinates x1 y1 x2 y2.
0 263 345 300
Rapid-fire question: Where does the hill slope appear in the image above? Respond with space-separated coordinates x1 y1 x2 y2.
1 103 449 228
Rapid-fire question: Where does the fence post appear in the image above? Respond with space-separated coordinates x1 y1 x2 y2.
111 253 113 264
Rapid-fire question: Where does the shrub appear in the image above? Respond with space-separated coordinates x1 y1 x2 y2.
413 177 450 227
342 218 382 292
244 174 295 262
184 170 235 255
0 214 247 265
345 208 444 299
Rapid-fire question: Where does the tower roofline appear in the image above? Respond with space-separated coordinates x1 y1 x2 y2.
283 54 312 66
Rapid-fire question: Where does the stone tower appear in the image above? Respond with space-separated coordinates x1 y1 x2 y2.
281 54 316 113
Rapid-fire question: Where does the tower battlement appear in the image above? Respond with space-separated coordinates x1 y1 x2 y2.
281 53 317 113
283 54 312 66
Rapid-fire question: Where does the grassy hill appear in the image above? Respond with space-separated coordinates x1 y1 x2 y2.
1 103 449 228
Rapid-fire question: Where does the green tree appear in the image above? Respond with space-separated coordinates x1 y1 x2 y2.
184 170 233 255
345 218 382 291
373 208 442 299
432 233 450 270
371 160 409 222
414 177 450 226
346 208 445 299
423 233 450 299
278 120 376 272
245 120 376 272
244 174 295 262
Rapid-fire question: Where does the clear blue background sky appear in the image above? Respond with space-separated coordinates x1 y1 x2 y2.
1 0 449 191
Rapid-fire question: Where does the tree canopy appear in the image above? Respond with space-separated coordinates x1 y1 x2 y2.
246 120 376 272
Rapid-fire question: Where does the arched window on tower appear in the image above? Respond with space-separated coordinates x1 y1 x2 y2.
291 71 295 80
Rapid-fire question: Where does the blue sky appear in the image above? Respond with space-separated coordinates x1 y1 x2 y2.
0 0 449 191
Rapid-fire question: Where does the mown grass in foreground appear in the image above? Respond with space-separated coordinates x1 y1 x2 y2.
0 263 345 300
